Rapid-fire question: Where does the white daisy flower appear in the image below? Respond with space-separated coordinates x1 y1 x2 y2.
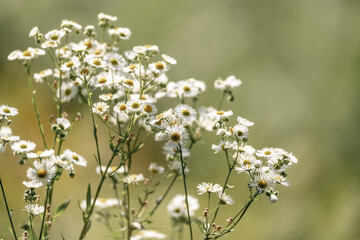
161 124 189 149
99 93 119 101
26 159 56 185
25 204 44 216
27 149 55 159
235 153 261 173
84 25 96 37
211 140 236 154
133 46 147 54
86 56 106 69
148 163 165 174
149 61 167 75
11 140 36 153
58 81 78 103
167 195 199 218
163 142 191 158
108 28 131 40
144 45 159 54
214 75 242 90
197 182 223 195
80 198 120 211
23 180 43 189
98 12 117 22
93 102 109 115
0 126 19 143
61 57 81 72
208 109 233 121
57 117 71 131
29 26 40 38
249 171 275 192
168 161 189 174
142 103 158 116
96 165 128 176
33 69 53 83
61 20 82 33
92 72 112 90
217 192 235 205
104 52 125 70
113 101 129 114
124 174 145 185
162 54 177 65
174 104 197 125
0 105 18 116
127 100 144 113
45 29 66 44
230 124 249 140
237 116 254 127
7 50 22 61
130 230 166 240
256 147 281 159
61 149 87 167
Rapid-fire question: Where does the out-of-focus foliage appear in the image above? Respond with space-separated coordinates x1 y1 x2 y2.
1 0 359 239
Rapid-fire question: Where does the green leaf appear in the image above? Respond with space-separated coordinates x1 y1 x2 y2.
86 184 91 213
53 198 71 222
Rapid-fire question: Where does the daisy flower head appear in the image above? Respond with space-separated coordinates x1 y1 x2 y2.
86 55 106 69
29 26 41 38
163 142 191 158
256 147 282 159
56 117 71 131
23 180 43 189
230 124 249 140
98 13 117 26
174 104 197 125
162 54 177 65
11 140 36 153
148 162 165 174
61 57 81 72
94 198 119 209
104 52 125 70
211 140 236 154
114 101 129 114
127 100 144 113
168 161 189 174
234 152 261 173
96 165 128 176
0 105 18 117
208 109 233 122
131 230 166 240
84 25 96 37
163 124 189 149
7 50 22 61
0 126 19 143
217 192 235 205
214 75 242 90
58 81 78 103
92 72 112 90
99 93 119 101
124 174 145 185
250 170 275 192
142 102 158 116
33 69 53 83
26 159 56 185
237 116 254 127
167 195 199 218
25 204 44 216
61 149 87 167
149 61 167 75
27 149 55 159
92 102 109 115
45 29 66 44
197 182 223 195
61 20 82 34
108 27 131 40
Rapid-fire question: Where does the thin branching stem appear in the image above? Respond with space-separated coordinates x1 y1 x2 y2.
0 178 17 240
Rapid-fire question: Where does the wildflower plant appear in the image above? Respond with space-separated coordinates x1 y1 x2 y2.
0 12 298 240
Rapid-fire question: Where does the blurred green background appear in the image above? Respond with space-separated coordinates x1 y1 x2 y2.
1 0 360 239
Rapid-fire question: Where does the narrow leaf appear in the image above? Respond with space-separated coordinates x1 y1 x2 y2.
53 198 71 222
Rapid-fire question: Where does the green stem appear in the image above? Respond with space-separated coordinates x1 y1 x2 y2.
39 186 50 240
26 69 48 149
0 178 17 240
179 147 193 240
217 91 226 110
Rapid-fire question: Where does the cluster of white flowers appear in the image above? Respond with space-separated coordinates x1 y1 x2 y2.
4 12 298 240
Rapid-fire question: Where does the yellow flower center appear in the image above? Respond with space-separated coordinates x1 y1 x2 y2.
94 49 102 55
143 105 153 113
129 64 137 70
19 144 28 149
243 160 251 165
36 151 43 156
119 104 127 111
155 62 165 70
37 169 47 178
170 132 181 142
181 109 190 116
2 108 11 113
96 106 103 112
93 60 102 66
84 41 92 49
98 77 107 84
72 155 79 161
183 86 191 92
66 61 74 68
156 113 164 119
110 58 118 65
64 89 72 96
22 50 31 57
264 150 272 155
131 102 140 109
51 35 58 41
80 68 90 75
216 110 224 115
258 180 267 188
125 79 134 86
120 32 126 37
98 198 107 203
140 96 147 100
145 45 152 48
